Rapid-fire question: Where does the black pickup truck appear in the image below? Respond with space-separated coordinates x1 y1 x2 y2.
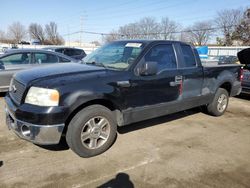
5 40 242 157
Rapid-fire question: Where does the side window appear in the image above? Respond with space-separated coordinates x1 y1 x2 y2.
72 49 83 56
0 53 31 65
180 45 196 68
144 44 177 72
55 49 64 53
34 53 59 64
59 57 71 63
64 49 73 56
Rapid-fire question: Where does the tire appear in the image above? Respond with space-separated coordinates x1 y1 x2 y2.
66 105 117 157
206 88 229 116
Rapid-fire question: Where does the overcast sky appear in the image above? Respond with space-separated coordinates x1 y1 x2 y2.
1 0 249 43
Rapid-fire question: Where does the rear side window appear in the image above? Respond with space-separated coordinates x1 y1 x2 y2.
64 49 73 56
0 53 31 65
34 53 59 64
180 45 196 67
72 49 83 56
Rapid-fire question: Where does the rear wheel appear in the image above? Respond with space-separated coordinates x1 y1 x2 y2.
66 105 117 157
206 88 229 116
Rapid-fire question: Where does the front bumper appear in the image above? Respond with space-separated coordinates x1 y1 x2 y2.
5 95 65 145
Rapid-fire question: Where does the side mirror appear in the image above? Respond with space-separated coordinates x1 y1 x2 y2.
0 60 4 70
140 61 158 76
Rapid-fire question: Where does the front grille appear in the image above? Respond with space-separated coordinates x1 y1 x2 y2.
9 79 26 105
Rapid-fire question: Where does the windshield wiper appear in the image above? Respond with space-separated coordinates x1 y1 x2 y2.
84 61 107 69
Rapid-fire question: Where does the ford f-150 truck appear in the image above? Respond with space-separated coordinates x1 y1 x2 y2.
5 40 243 157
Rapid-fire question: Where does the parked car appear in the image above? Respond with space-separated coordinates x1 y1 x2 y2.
5 40 243 157
43 47 86 60
0 49 77 92
217 55 238 65
18 41 30 45
237 48 250 94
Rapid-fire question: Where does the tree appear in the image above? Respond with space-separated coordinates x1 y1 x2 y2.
29 23 46 44
105 16 176 42
45 22 64 45
185 21 213 45
8 22 26 43
104 30 121 43
160 17 179 40
91 41 101 46
215 8 243 46
232 9 250 45
137 17 160 39
0 30 6 43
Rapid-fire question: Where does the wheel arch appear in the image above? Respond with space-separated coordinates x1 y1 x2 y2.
218 81 232 96
63 98 123 135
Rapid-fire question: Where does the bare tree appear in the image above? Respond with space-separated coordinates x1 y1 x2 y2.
118 23 140 39
0 30 6 43
104 30 121 43
29 23 46 44
137 17 160 39
105 16 164 42
232 8 250 45
185 21 213 45
91 41 101 46
160 17 179 40
8 22 26 43
45 22 64 45
215 8 244 46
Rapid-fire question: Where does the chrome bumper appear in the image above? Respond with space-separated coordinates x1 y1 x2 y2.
5 108 65 145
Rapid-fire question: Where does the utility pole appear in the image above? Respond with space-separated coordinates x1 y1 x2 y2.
80 16 83 46
67 25 70 46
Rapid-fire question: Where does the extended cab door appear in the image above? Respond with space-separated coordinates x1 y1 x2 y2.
122 43 182 123
176 43 204 103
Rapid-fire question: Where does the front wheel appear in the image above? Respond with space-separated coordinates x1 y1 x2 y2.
66 105 117 157
206 88 229 116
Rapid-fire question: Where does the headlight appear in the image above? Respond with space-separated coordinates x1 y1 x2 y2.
25 87 60 106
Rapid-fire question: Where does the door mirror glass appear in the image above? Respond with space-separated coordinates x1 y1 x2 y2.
140 61 158 76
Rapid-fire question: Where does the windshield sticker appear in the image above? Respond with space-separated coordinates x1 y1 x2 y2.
125 43 142 48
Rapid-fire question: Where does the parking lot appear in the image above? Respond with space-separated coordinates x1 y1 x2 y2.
0 95 249 188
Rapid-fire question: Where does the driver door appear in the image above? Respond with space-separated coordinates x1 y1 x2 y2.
122 43 182 123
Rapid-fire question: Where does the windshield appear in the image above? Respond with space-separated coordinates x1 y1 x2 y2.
83 41 144 70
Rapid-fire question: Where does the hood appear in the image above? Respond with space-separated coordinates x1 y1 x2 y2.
14 63 105 85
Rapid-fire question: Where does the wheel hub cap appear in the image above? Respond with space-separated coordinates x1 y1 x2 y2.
80 116 110 149
217 94 227 113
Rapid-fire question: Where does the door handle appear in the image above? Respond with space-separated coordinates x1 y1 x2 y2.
170 81 181 86
117 81 131 87
170 75 183 87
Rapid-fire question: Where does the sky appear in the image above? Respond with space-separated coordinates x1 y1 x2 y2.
0 0 249 43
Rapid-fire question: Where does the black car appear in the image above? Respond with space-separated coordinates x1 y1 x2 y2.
217 55 238 65
43 47 86 60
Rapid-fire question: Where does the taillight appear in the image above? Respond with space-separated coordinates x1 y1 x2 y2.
240 68 244 82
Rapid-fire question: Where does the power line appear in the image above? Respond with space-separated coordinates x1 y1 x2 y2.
62 24 241 37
